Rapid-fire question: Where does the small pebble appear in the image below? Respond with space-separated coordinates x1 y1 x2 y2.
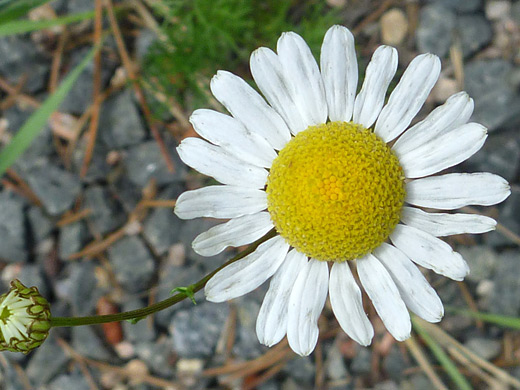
380 9 408 45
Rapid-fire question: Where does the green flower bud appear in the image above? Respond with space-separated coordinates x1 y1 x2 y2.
0 280 51 354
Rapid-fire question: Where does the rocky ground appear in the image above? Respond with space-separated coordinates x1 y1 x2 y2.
0 0 520 389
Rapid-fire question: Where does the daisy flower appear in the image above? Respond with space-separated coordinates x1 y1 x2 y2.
174 25 510 356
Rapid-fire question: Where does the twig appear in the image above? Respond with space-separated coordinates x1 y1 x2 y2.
104 0 175 173
49 30 68 93
56 208 92 227
404 337 449 390
80 0 103 178
456 281 484 330
352 0 396 35
57 338 184 389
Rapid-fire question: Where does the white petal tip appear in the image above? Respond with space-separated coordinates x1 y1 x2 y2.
394 331 412 342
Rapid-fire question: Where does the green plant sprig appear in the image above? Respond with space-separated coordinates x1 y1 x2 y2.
50 229 276 328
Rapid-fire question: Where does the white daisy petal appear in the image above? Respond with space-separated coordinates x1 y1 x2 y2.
329 262 374 346
190 109 277 168
398 123 487 179
392 91 474 156
205 236 289 302
177 138 268 188
174 185 267 220
320 25 358 122
374 243 444 323
192 212 274 256
353 46 398 128
406 173 511 210
287 259 328 356
210 70 291 150
250 47 307 134
400 206 497 237
357 254 411 341
256 249 308 347
277 32 328 127
375 53 441 142
390 224 469 280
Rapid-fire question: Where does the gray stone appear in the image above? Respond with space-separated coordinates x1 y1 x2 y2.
72 137 112 183
26 335 69 385
1 357 26 390
402 373 436 390
464 59 520 130
383 345 407 381
143 185 182 255
110 175 143 211
136 29 158 60
99 90 146 149
108 236 155 293
485 191 520 247
464 132 520 182
66 0 94 12
27 207 54 243
58 221 89 259
135 339 175 378
489 250 520 316
84 185 125 235
374 381 399 390
72 326 112 361
60 47 117 114
21 160 82 216
233 298 264 359
283 356 315 384
0 192 27 262
458 246 498 282
48 372 90 390
67 262 103 316
0 36 49 93
416 4 456 57
325 343 349 381
155 264 205 328
257 381 282 390
464 337 502 360
513 1 520 24
170 302 229 358
458 15 492 58
122 298 157 342
425 0 482 13
124 141 186 187
18 265 48 299
177 218 228 273
350 346 372 375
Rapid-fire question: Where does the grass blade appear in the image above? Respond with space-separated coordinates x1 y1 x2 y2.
0 0 52 24
447 307 520 330
412 317 473 390
0 9 96 36
0 44 99 176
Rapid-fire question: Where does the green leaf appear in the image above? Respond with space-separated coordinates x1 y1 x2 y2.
126 317 145 324
0 9 96 36
0 44 99 176
171 286 197 305
413 318 473 390
447 306 520 330
0 0 52 24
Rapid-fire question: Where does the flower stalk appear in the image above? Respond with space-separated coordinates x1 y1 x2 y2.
50 229 276 328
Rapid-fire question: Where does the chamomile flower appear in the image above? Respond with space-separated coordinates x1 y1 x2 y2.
174 25 510 356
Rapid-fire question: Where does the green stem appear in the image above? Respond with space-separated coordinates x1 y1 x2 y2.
50 229 276 327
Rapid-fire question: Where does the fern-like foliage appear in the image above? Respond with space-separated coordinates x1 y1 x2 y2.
142 0 341 114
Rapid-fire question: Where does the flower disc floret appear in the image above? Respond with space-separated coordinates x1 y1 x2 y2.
266 121 406 261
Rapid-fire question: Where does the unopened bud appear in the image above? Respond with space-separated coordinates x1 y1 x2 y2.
0 280 51 354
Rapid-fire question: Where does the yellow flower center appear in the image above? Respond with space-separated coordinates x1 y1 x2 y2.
266 121 406 262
